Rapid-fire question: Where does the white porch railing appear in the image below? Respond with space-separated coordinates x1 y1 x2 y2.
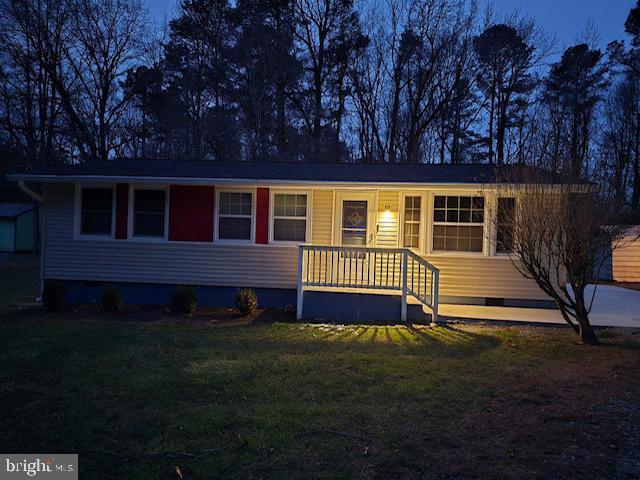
296 245 439 323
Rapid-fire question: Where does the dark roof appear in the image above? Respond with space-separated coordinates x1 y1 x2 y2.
8 159 545 184
0 202 33 219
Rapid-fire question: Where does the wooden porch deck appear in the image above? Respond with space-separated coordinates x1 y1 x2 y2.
297 245 440 323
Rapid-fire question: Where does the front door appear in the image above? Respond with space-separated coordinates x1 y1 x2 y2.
334 192 376 247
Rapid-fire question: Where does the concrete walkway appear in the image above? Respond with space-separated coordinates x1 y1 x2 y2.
440 285 640 328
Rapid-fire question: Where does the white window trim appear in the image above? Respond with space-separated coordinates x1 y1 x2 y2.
269 190 312 245
215 187 256 244
127 184 170 242
399 192 427 252
74 183 116 240
334 191 378 247
428 191 488 256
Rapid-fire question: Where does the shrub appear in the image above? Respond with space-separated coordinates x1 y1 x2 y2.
172 286 198 315
102 287 123 313
235 288 258 315
42 280 65 311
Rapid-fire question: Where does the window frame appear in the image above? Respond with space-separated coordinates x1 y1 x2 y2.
399 192 427 252
269 189 312 245
74 184 116 240
428 192 487 256
215 187 256 244
127 185 170 242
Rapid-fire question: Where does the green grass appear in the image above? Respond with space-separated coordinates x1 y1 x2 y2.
0 253 39 314
1 255 639 479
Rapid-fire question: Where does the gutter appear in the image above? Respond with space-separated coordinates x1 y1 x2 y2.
8 174 498 190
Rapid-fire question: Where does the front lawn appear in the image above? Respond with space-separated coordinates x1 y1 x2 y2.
1 256 639 479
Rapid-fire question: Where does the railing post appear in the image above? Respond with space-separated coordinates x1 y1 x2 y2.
296 246 304 321
401 252 408 323
431 269 439 326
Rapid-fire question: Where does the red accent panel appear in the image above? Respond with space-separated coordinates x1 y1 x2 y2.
115 184 129 239
169 185 215 242
256 188 269 244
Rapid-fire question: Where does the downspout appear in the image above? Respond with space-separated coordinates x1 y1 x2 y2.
18 181 44 300
18 180 43 203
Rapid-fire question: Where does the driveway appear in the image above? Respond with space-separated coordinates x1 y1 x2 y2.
440 284 640 328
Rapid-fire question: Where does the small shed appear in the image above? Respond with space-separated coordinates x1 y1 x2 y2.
612 226 640 283
0 203 38 252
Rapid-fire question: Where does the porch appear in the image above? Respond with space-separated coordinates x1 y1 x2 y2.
296 245 440 323
296 246 640 328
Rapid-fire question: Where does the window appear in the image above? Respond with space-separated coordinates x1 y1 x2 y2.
433 195 484 253
133 189 166 238
496 197 516 253
80 187 113 236
272 193 308 242
403 196 421 248
341 200 368 246
218 191 253 240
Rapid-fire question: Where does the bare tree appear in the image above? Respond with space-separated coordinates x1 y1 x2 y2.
70 0 149 160
489 167 636 345
601 72 640 210
22 0 149 161
353 0 477 164
349 13 386 162
293 0 366 161
0 0 69 166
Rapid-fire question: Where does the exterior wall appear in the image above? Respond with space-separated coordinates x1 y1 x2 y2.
311 190 333 245
612 232 640 283
43 181 549 304
377 191 399 248
426 255 548 300
62 280 296 308
44 183 299 289
0 219 15 252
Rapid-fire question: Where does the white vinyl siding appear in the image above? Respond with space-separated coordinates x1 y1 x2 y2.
47 184 297 288
311 190 333 245
612 231 640 282
44 183 549 301
376 191 398 248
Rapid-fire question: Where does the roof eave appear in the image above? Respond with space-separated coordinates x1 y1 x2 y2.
7 173 501 188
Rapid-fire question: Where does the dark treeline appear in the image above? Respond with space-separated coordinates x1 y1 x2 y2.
1 0 640 208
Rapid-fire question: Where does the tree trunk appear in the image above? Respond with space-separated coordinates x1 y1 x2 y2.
574 289 599 345
487 89 495 164
496 106 505 165
571 108 580 177
577 317 599 345
388 66 402 164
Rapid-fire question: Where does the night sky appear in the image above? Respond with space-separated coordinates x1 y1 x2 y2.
145 0 636 57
